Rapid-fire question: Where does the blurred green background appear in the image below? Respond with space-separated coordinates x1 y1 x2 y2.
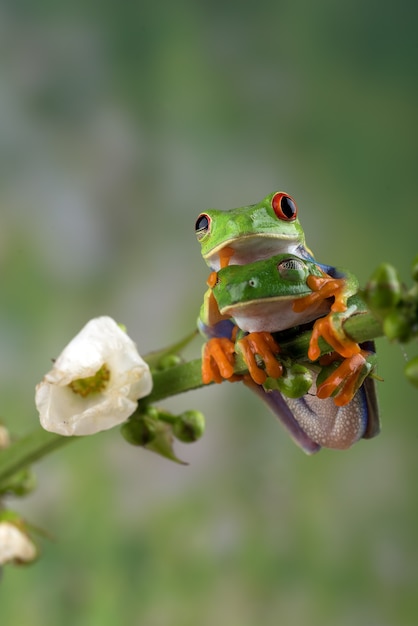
1 0 418 624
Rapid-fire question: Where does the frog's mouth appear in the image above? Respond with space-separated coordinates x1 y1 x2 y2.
205 234 302 270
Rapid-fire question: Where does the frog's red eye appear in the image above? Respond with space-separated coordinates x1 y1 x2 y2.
271 192 298 221
195 213 211 240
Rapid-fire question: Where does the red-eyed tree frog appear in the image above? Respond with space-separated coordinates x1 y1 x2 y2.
195 192 380 452
195 191 312 270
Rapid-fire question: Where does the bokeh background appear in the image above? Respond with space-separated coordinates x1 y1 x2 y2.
1 1 418 624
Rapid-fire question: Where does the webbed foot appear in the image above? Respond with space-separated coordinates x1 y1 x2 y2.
293 274 351 315
316 349 376 406
307 307 360 361
202 337 241 384
236 332 283 385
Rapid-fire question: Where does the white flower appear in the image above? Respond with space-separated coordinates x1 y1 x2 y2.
0 522 37 565
35 316 153 436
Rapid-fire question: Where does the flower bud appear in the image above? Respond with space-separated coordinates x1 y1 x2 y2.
383 310 411 342
1 469 37 498
0 516 37 565
0 425 10 450
364 263 402 316
173 410 205 443
120 415 157 447
405 356 418 388
157 354 183 370
121 413 187 464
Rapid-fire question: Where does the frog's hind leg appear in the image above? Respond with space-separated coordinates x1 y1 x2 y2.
316 349 376 406
243 379 321 454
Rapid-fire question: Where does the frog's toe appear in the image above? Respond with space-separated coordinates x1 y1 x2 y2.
308 313 361 361
316 350 374 406
202 337 238 384
236 332 283 385
293 274 348 313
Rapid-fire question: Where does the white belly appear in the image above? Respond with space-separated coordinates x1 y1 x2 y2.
222 297 330 333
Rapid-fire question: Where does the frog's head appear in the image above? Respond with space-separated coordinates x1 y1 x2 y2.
195 191 307 270
212 254 328 333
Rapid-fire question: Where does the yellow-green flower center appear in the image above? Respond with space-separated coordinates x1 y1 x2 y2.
69 364 111 397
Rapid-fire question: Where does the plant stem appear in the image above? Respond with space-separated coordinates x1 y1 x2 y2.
0 430 71 490
0 310 383 486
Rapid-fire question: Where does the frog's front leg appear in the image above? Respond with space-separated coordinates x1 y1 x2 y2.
200 273 284 385
202 335 239 384
199 288 242 384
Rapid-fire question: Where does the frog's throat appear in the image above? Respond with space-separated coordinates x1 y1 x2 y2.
204 233 303 268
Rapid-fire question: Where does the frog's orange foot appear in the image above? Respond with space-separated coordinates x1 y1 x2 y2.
316 350 373 406
308 310 360 361
202 337 241 384
293 274 349 315
236 332 283 386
